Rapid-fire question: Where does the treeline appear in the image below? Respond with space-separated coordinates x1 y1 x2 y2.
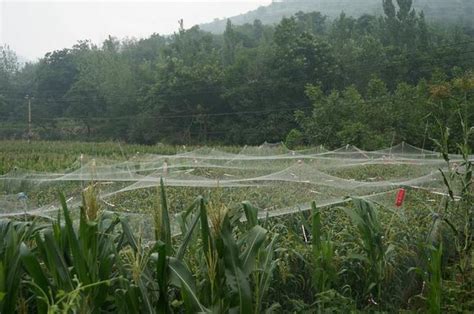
0 0 473 149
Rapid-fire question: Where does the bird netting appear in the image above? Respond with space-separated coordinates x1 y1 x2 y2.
0 142 470 238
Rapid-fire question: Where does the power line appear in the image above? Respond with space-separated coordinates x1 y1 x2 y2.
2 89 438 123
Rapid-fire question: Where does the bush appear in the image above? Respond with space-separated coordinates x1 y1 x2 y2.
285 129 304 149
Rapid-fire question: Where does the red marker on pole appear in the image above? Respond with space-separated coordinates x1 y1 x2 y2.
395 188 406 207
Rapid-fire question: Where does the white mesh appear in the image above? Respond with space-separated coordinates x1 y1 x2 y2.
1 143 471 234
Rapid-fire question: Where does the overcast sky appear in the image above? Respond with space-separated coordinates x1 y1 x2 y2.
0 0 271 61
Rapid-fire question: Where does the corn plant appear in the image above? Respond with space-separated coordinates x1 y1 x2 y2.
200 199 267 312
6 178 279 313
0 220 40 313
433 114 473 285
426 244 443 314
169 190 277 312
310 202 360 312
409 243 443 314
310 202 336 296
19 191 133 312
149 179 207 313
143 179 278 313
243 202 280 313
343 197 395 305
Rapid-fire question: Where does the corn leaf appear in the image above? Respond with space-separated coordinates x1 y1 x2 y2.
159 178 172 253
240 225 267 276
169 257 208 313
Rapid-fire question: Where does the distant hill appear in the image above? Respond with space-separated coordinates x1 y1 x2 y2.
200 0 474 33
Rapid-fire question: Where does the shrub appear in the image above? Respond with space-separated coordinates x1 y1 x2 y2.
285 129 304 149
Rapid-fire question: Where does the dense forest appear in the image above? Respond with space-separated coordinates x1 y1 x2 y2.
0 0 473 149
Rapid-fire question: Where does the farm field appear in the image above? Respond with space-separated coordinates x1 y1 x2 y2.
0 140 452 225
1 0 473 311
0 140 473 312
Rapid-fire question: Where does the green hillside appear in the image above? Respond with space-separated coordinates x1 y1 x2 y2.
201 0 474 33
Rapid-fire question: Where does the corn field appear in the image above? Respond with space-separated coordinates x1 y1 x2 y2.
0 135 472 313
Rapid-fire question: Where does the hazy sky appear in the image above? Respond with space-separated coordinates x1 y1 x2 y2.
0 0 271 61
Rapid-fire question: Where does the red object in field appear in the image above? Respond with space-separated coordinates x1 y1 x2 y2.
395 188 406 207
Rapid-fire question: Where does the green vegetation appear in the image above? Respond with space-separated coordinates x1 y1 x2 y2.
1 0 473 147
0 1 473 312
0 127 472 312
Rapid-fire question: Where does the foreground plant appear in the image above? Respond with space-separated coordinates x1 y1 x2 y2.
428 113 473 311
409 243 443 314
174 194 278 312
0 179 281 313
0 220 40 312
436 117 473 284
343 197 395 306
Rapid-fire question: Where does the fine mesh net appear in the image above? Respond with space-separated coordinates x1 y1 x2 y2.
0 143 471 238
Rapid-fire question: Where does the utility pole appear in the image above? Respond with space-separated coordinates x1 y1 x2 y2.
25 95 33 143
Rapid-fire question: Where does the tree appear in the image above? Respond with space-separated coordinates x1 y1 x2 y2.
34 48 79 118
223 20 237 65
1 1 473 145
65 78 105 137
0 45 19 121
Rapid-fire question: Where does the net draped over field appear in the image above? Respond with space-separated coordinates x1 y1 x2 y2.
0 142 471 237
